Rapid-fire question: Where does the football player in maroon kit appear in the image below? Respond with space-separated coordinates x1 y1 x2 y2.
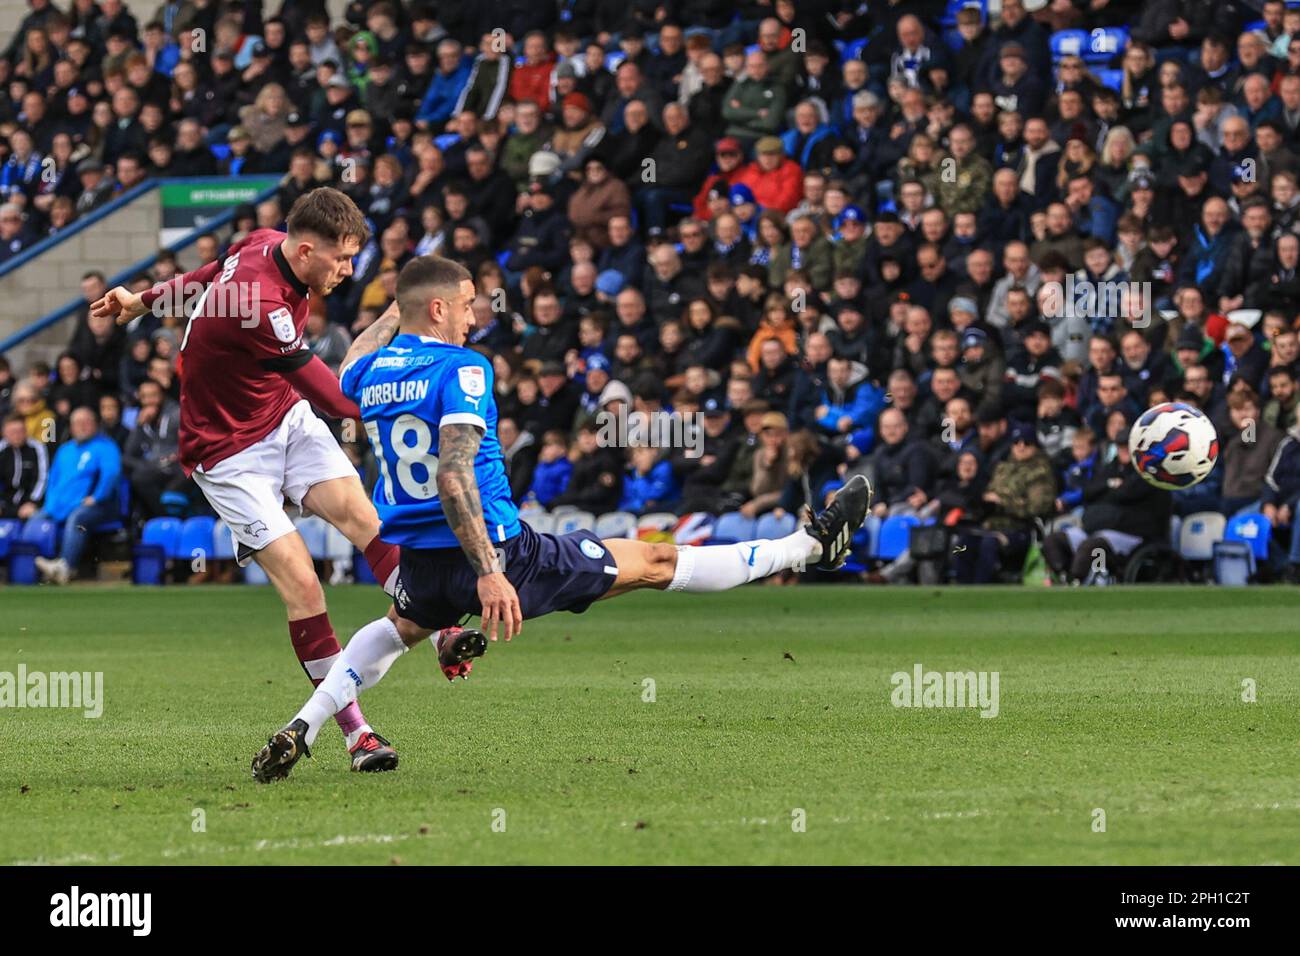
90 189 417 774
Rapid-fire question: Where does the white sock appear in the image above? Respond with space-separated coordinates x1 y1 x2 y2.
667 530 821 592
296 617 408 746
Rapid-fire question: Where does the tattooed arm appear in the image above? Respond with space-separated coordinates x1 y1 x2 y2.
436 423 501 575
436 422 523 640
338 301 401 380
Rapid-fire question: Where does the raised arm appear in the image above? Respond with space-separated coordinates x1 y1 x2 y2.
339 301 400 380
91 256 227 326
436 422 523 641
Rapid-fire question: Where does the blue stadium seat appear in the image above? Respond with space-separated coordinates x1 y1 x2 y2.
243 560 271 585
1084 27 1127 63
604 51 627 73
1095 68 1124 92
711 511 756 545
87 480 129 534
211 521 237 561
180 516 216 564
755 511 797 540
7 542 40 583
131 544 168 585
1050 29 1087 61
141 517 183 557
353 548 377 584
1225 512 1271 562
0 518 21 560
874 514 919 560
21 514 58 558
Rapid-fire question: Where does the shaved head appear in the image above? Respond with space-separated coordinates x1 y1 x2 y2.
396 255 475 342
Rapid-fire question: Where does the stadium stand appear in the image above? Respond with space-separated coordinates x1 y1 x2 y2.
3 0 1300 589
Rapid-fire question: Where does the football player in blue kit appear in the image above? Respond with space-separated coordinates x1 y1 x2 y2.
252 255 870 781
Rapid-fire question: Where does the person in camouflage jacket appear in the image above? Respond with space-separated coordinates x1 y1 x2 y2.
953 421 1056 582
934 124 994 215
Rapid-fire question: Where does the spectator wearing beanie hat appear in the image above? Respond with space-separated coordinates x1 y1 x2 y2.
693 136 747 221
958 327 1007 417
550 91 607 177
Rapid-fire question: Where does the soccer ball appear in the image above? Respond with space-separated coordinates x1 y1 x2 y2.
1128 402 1219 490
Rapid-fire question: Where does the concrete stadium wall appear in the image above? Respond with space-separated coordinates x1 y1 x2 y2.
0 189 163 371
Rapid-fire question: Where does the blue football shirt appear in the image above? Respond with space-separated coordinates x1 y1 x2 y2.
341 334 520 549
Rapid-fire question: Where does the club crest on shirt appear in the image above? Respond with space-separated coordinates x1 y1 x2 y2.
458 365 486 397
268 307 296 343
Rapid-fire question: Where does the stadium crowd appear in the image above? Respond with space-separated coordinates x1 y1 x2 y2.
4 0 1300 584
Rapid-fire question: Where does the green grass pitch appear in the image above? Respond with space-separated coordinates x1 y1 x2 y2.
1 585 1297 865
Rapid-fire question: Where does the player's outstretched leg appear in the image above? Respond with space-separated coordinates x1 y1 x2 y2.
254 534 398 774
604 475 873 596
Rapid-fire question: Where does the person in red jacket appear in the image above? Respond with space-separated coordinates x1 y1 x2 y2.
692 136 747 220
734 136 805 214
507 30 557 110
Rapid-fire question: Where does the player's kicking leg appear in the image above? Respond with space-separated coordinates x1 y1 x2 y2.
250 611 483 783
190 413 400 776
249 532 398 776
250 476 871 782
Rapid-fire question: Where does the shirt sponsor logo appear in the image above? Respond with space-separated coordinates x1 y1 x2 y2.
268 307 296 343
360 379 430 407
458 365 486 397
373 355 435 369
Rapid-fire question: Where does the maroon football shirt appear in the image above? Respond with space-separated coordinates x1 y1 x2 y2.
149 229 313 474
